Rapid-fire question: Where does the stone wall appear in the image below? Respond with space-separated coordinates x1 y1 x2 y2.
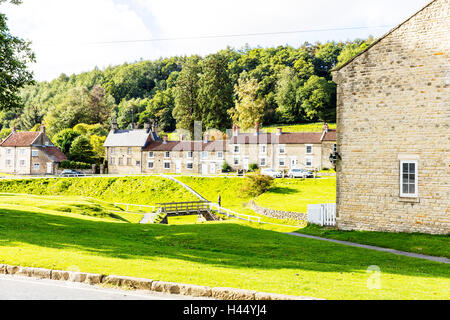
332 0 450 234
250 201 307 221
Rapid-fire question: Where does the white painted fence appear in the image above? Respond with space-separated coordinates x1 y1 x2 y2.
307 203 336 226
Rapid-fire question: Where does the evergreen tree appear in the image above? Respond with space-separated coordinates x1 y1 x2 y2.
69 135 95 163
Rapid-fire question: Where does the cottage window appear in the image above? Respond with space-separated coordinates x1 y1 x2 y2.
20 160 25 167
165 152 170 158
233 145 239 153
32 150 38 157
110 157 115 165
148 161 154 169
164 161 171 169
187 162 193 170
260 145 267 154
6 149 11 155
136 161 140 166
305 157 313 167
127 147 132 154
118 158 123 166
279 157 286 166
187 151 193 158
279 145 285 155
202 151 208 159
126 158 132 166
148 152 154 158
233 157 239 165
217 151 223 159
260 157 266 167
110 147 115 154
33 163 39 170
6 160 11 167
306 145 313 154
400 160 418 198
20 148 26 155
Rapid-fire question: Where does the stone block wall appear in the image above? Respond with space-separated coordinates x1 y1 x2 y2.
333 0 449 234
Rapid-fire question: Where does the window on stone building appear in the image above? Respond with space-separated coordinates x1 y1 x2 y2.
148 161 154 169
233 145 239 153
165 152 170 158
400 160 418 198
234 157 239 165
260 157 266 167
260 145 267 154
202 151 208 159
187 162 193 169
20 160 25 167
148 151 154 158
305 157 313 167
164 161 170 169
279 157 285 166
306 145 313 154
6 160 11 167
6 148 11 155
136 161 140 166
127 147 132 154
187 151 193 158
32 150 38 157
118 158 123 166
110 147 115 154
279 145 285 154
33 163 39 170
217 151 223 159
110 157 115 165
127 158 132 166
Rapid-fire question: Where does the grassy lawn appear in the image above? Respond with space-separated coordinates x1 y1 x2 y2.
254 177 336 213
262 123 337 133
0 201 448 300
298 225 450 259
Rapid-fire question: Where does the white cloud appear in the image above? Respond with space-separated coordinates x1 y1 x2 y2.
1 0 431 81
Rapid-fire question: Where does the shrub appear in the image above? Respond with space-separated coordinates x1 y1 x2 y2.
59 160 91 170
222 161 232 173
249 163 259 172
240 173 274 197
69 136 95 163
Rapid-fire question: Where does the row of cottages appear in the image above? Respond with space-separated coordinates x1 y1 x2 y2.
0 125 67 175
332 0 449 234
104 123 337 175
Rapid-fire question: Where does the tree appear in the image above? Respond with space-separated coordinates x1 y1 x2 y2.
336 37 375 68
228 75 265 130
138 89 175 132
297 76 336 122
87 85 115 124
53 129 80 154
275 67 301 123
0 0 35 110
69 135 95 163
19 104 43 130
89 134 106 160
173 56 202 135
198 53 234 131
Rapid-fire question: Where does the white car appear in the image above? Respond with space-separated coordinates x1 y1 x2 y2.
261 168 282 178
287 169 314 179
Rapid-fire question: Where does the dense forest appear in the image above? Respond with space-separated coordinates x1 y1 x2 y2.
0 38 373 164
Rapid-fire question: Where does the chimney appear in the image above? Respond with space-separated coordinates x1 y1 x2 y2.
40 123 46 134
276 128 283 136
322 122 329 133
144 123 150 133
233 124 240 137
254 122 259 136
111 118 118 132
12 125 16 133
163 135 168 144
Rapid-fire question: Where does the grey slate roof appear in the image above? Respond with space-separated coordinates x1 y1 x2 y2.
103 129 155 147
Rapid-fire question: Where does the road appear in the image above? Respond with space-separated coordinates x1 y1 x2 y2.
0 274 212 300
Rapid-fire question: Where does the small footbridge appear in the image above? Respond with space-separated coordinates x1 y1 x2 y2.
114 201 220 224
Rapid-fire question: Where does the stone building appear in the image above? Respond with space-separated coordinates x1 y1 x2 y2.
332 0 449 234
104 122 336 175
0 124 66 175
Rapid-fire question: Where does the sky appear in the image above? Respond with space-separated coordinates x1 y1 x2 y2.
1 0 431 81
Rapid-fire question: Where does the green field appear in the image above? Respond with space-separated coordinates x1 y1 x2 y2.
0 194 448 300
261 122 337 133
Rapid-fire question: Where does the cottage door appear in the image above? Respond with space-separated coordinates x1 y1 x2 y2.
290 157 297 169
210 162 216 174
202 163 208 175
175 161 181 174
46 162 53 174
243 158 249 171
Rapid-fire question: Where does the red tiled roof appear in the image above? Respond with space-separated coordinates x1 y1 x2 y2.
143 140 227 152
229 132 327 144
38 146 67 162
322 130 337 142
0 132 40 147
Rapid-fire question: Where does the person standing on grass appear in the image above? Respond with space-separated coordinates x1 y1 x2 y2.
218 194 221 207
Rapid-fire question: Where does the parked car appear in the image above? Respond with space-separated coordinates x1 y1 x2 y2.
261 168 282 178
60 169 84 176
287 169 314 179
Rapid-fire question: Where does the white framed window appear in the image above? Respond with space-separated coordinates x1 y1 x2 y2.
233 145 239 154
127 158 132 166
136 161 140 167
165 151 170 158
187 151 193 158
127 147 132 154
164 161 171 169
118 158 123 166
33 163 40 170
110 157 115 165
306 145 313 155
32 150 38 157
279 145 286 155
233 157 239 165
260 157 266 167
400 160 418 198
6 148 11 155
217 151 223 159
110 147 115 154
202 151 208 159
20 160 25 167
305 157 313 167
259 144 267 154
186 162 193 170
20 148 26 155
279 157 286 167
147 161 154 169
148 151 154 158
6 159 11 167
